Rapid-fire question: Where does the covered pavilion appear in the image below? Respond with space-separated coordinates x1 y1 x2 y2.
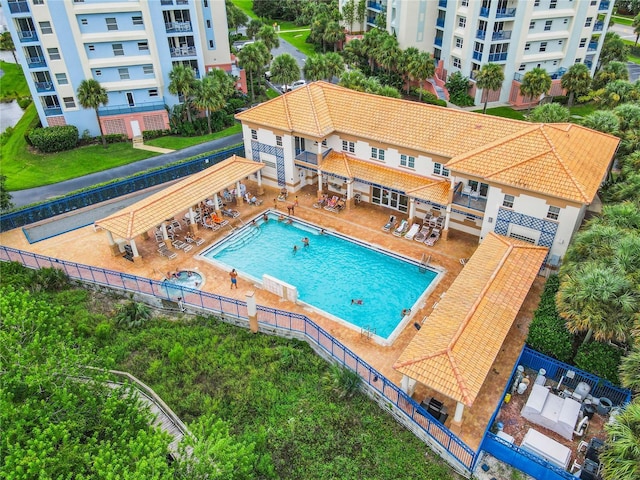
95 155 264 258
393 233 548 430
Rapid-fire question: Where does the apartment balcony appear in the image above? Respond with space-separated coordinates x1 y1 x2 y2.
585 59 593 68
599 1 610 10
452 189 487 213
496 7 516 18
98 100 166 116
27 56 47 68
295 148 331 165
436 18 445 28
438 0 447 7
35 81 54 92
43 106 62 116
434 36 443 47
487 52 508 62
492 30 512 41
476 29 486 40
514 72 523 82
472 50 483 61
176 0 189 4
160 0 173 4
8 0 30 13
593 21 604 32
18 30 38 43
165 21 192 33
367 1 384 12
480 6 489 17
170 46 196 57
588 41 598 51
367 16 377 25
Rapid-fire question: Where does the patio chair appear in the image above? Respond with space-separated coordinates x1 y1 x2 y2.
428 215 439 228
324 196 339 211
424 228 441 246
382 214 396 232
171 239 193 252
186 234 205 246
436 216 445 228
404 223 420 240
211 214 229 227
157 243 177 260
169 220 182 232
414 225 430 242
202 216 221 231
222 207 240 218
333 198 346 212
393 219 409 237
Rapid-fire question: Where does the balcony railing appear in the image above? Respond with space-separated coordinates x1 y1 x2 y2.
588 41 598 51
593 21 604 31
98 100 165 116
480 6 489 17
599 1 610 10
513 72 523 82
165 21 192 33
436 18 445 28
366 16 377 24
170 46 196 57
35 81 54 92
160 0 173 4
367 1 384 11
434 36 443 47
176 0 189 4
8 0 30 13
476 29 486 40
496 7 516 18
438 0 447 7
43 106 62 116
492 30 512 41
18 30 38 43
27 56 47 68
472 50 482 61
585 60 593 68
487 52 508 62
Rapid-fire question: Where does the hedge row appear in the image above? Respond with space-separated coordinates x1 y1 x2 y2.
28 125 78 153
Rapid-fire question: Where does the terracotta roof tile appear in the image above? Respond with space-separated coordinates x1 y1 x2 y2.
393 233 547 406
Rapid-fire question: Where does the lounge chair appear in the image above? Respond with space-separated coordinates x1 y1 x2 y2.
414 225 430 242
404 223 420 240
324 196 339 211
222 208 240 218
157 243 177 259
332 199 346 212
436 216 445 228
382 215 396 232
172 239 193 252
425 228 441 246
211 214 229 227
202 217 221 230
169 219 182 232
393 219 409 237
186 235 205 246
428 216 439 228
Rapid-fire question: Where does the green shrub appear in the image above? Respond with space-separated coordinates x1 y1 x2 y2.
104 133 128 144
0 126 14 146
574 341 622 385
445 72 475 107
142 129 170 140
29 125 79 153
17 96 32 109
413 89 448 107
526 275 574 363
95 321 114 342
168 342 185 364
23 113 43 147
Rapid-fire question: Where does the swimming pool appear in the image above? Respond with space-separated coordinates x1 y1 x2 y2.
163 270 204 299
200 213 440 343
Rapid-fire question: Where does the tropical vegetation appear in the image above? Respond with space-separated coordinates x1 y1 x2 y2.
76 79 109 148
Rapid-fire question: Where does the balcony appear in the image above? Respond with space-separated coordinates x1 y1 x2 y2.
593 21 604 32
434 36 443 47
18 30 38 43
588 41 598 51
496 7 516 18
367 1 384 11
35 81 54 92
43 106 62 116
438 0 447 7
585 60 593 68
98 100 165 116
160 0 173 4
170 46 196 57
27 56 47 68
476 29 486 40
436 18 445 28
367 16 377 25
8 0 30 13
487 52 508 62
452 188 487 212
599 1 610 10
513 72 523 82
165 21 192 33
472 50 483 61
176 0 189 4
492 30 512 41
480 6 489 17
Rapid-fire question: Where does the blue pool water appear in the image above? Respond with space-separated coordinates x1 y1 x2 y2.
201 215 439 340
163 270 204 299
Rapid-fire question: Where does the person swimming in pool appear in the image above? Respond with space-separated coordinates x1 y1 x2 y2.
302 237 309 247
351 299 363 305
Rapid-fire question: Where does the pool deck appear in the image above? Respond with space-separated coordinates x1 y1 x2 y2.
0 182 544 451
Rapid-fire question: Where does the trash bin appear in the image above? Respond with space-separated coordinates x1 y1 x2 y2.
597 397 612 415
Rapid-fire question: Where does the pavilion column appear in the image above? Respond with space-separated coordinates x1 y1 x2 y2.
441 204 452 240
236 181 244 205
106 230 120 256
408 198 416 225
189 207 198 233
317 169 323 197
130 239 140 258
213 193 222 216
246 291 258 333
400 375 417 396
454 402 464 422
256 170 264 195
346 179 354 210
160 223 169 240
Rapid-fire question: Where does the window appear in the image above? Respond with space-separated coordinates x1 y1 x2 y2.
590 0 596 4
206 20 211 28
453 57 461 68
534 0 540 5
563 18 569 24
371 147 385 161
276 135 282 146
579 38 587 47
143 65 154 75
148 89 158 97
95 69 102 76
461 0 468 5
433 162 449 177
585 17 592 27
132 16 143 25
209 40 214 48
55 73 68 85
553 60 558 65
539 42 547 52
251 129 257 140
519 63 526 71
575 57 582 63
458 17 466 28
455 37 463 48
113 43 124 56
544 20 552 31
322 139 327 147
106 17 118 30
118 67 130 80
81 18 88 25
138 41 149 51
525 42 531 51
400 154 415 168
529 21 535 30
342 140 355 153
502 194 514 208
558 40 563 46
547 205 560 220
33 0 44 3
39 21 53 34
48 48 60 60
88 45 95 51
550 0 557 8
63 97 75 108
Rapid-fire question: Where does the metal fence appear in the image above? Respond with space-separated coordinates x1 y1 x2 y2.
0 244 477 476
0 145 245 233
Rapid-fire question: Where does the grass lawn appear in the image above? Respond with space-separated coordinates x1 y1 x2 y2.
474 106 526 120
265 87 281 99
611 14 634 26
0 61 30 100
231 0 257 19
569 103 598 118
279 30 316 56
144 124 242 149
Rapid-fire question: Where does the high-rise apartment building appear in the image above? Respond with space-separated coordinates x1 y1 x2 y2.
2 0 234 138
346 0 614 105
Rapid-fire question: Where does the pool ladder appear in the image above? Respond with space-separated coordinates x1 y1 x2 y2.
223 226 262 252
360 326 376 339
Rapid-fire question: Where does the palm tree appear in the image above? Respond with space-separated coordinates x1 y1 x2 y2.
339 69 368 91
362 28 387 71
520 67 552 114
475 63 504 114
529 103 570 123
246 19 263 40
323 52 345 81
193 74 226 134
600 400 640 480
582 110 620 135
323 21 345 52
592 61 630 89
256 25 279 54
342 38 366 71
76 79 108 148
407 51 435 101
168 64 197 123
0 32 18 63
115 297 151 329
238 42 268 102
356 0 367 32
375 36 400 74
600 32 630 66
303 54 328 81
619 347 640 392
402 47 420 94
377 85 402 98
270 53 300 88
342 0 356 33
560 63 591 107
633 13 640 46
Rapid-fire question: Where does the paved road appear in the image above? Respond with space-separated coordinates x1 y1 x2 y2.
10 133 243 207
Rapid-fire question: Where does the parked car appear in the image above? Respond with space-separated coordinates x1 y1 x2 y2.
282 80 307 92
236 41 254 51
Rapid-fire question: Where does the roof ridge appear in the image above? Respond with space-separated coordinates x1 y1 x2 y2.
281 92 293 131
393 348 449 368
447 351 473 406
304 85 324 135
